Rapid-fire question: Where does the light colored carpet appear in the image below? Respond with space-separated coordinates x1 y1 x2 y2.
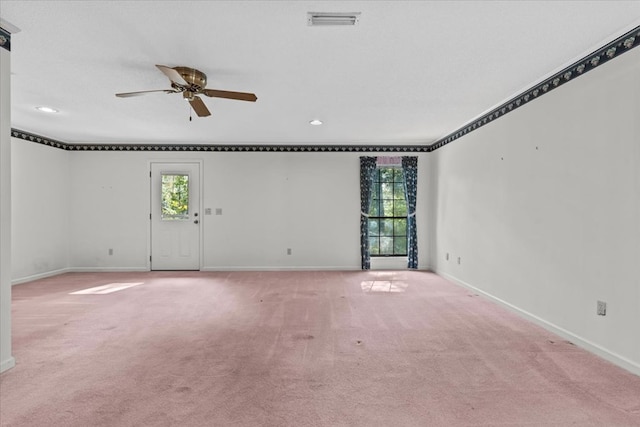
1 271 639 426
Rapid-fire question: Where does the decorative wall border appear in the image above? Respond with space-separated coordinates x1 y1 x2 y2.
12 25 640 153
427 24 640 152
11 130 69 149
0 27 10 51
10 130 430 153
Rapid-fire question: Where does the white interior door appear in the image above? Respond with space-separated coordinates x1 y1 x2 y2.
150 162 200 270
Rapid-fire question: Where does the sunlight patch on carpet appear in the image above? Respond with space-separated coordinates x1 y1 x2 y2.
361 281 408 293
70 282 144 295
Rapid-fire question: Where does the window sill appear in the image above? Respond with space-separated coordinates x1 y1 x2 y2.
370 256 407 270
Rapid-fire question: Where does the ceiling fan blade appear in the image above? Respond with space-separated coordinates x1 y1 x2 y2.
189 96 211 117
156 64 188 85
115 89 176 98
202 89 257 102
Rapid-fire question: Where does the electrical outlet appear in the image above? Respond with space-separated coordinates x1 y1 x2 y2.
446 253 449 261
457 257 461 265
108 248 113 256
287 248 292 255
597 300 607 316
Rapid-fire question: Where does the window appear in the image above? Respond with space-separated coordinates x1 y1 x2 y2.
161 173 189 220
368 167 407 256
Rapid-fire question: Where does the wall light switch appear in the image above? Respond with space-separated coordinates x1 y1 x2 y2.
205 208 212 215
215 208 223 215
597 300 607 316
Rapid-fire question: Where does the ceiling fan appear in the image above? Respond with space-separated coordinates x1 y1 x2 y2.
115 65 257 117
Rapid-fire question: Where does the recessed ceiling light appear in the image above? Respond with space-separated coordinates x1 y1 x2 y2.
309 119 323 126
35 106 58 113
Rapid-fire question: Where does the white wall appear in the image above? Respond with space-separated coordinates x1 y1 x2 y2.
431 46 640 374
69 151 150 270
202 152 362 270
0 38 15 372
1 41 15 372
11 139 70 282
59 150 430 272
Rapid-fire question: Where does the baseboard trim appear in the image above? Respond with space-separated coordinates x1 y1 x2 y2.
12 268 72 285
438 271 640 377
12 267 151 285
70 267 150 273
201 266 361 272
0 356 16 373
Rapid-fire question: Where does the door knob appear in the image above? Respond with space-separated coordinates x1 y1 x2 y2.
194 219 199 224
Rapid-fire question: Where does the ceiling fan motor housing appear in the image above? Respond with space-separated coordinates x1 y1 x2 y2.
174 66 207 91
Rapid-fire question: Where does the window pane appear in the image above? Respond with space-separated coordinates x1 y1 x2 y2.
394 183 405 199
380 168 394 182
368 219 379 236
381 219 394 236
369 166 412 257
369 237 380 255
394 199 407 216
381 183 393 199
161 174 189 220
381 199 394 216
374 169 382 184
394 219 407 236
394 237 407 254
369 199 380 216
380 237 394 255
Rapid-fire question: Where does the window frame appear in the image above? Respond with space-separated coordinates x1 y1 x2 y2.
368 166 408 257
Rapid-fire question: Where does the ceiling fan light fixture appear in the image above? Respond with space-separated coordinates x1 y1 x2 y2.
307 12 360 26
309 119 323 126
35 106 58 113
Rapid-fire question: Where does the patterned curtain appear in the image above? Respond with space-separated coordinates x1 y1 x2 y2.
402 156 418 269
360 156 378 270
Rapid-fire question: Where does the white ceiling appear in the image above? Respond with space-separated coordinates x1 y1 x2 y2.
2 1 640 146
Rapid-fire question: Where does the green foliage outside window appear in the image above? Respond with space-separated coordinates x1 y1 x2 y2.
368 167 407 256
161 174 189 219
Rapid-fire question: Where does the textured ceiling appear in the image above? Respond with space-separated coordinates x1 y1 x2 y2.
2 1 640 146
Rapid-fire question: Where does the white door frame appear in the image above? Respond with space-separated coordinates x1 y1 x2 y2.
148 160 204 271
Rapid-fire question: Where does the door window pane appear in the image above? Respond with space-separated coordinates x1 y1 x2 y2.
161 174 189 220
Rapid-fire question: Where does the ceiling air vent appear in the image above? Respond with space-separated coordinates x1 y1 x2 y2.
307 12 360 26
